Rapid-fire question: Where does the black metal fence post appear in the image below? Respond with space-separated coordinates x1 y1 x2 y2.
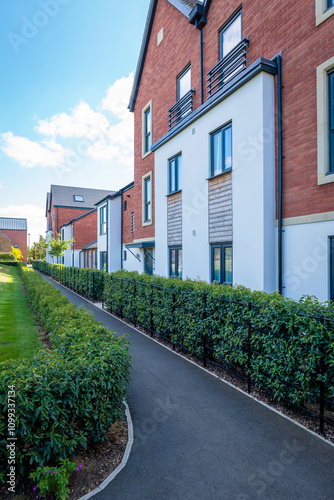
133 280 137 327
150 283 154 337
172 290 176 350
120 279 124 318
247 302 252 394
202 292 207 368
319 316 325 435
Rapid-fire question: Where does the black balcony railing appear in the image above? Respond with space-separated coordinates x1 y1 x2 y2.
207 37 250 98
168 89 195 130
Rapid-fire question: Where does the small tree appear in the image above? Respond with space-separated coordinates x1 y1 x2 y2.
32 235 48 261
48 234 74 260
11 246 23 261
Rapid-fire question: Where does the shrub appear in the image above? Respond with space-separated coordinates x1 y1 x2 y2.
0 267 131 477
0 252 15 262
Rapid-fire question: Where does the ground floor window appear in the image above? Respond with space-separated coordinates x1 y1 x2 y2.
330 237 334 301
169 247 182 278
211 243 232 285
85 251 90 268
93 250 97 269
100 251 107 271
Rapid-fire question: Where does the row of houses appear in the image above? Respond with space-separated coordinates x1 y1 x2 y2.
46 0 334 303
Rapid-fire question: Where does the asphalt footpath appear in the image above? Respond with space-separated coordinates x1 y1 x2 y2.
38 273 334 500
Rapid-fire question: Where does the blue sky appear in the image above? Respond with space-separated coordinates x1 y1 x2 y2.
0 0 150 243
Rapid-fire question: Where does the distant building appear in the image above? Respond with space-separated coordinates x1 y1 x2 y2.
45 185 116 263
61 209 98 268
0 218 28 263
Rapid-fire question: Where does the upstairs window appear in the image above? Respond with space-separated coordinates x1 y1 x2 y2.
328 0 334 8
169 153 182 194
177 65 191 100
74 195 84 202
142 173 152 225
100 205 107 235
220 10 242 59
210 123 232 177
142 101 152 156
144 108 151 153
329 70 334 173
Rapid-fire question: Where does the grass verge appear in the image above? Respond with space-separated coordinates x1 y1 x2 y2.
0 264 41 362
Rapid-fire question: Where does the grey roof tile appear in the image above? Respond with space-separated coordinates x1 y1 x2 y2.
50 185 116 210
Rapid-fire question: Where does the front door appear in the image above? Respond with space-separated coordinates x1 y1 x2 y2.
144 249 154 275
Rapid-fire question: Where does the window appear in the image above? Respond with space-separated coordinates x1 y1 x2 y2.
100 205 107 234
211 244 232 285
316 0 334 25
100 251 107 271
74 195 84 202
123 250 127 261
142 101 152 157
169 154 182 193
178 66 191 100
14 244 18 249
61 228 64 241
317 57 334 184
330 237 334 301
144 108 151 153
220 10 242 59
124 200 127 211
170 247 182 278
211 123 232 177
142 172 152 225
329 70 334 173
85 251 90 268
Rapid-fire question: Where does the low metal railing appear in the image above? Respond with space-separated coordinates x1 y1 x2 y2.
207 37 250 98
168 89 195 130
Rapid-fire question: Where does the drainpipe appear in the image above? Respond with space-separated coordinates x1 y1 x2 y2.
121 194 124 269
200 27 204 105
106 202 109 273
276 55 283 295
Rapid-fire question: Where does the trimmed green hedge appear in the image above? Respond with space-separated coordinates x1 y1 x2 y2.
32 263 334 416
0 266 131 477
32 261 106 301
0 252 16 262
104 271 334 410
0 261 17 267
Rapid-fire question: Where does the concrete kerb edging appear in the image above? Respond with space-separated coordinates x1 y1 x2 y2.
78 402 134 500
37 273 334 451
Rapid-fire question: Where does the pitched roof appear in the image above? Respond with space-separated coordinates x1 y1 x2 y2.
49 185 116 210
82 240 98 250
0 230 12 242
0 217 27 231
128 0 206 112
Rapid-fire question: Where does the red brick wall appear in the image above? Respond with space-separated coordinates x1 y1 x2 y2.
72 210 97 250
49 199 94 239
133 0 334 222
122 185 135 244
1 229 27 263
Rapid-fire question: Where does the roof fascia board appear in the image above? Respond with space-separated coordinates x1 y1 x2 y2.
167 0 193 16
128 0 158 112
152 57 278 151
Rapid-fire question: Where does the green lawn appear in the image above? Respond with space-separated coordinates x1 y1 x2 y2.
0 264 41 363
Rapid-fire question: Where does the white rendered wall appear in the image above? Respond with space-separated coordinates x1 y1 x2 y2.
108 197 122 272
155 72 276 291
122 245 146 274
97 204 107 271
282 220 334 303
62 225 72 267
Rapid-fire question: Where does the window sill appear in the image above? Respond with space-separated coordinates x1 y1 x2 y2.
142 149 152 160
316 2 334 26
166 189 182 197
206 167 232 180
142 220 152 227
318 172 334 185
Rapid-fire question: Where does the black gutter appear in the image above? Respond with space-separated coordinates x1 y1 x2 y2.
276 54 283 295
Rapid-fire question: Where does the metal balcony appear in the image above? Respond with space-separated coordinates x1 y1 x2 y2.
168 89 195 130
207 37 250 98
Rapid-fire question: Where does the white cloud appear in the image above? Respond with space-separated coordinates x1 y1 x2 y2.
0 132 69 168
101 73 134 120
0 204 45 244
0 73 134 171
36 101 110 140
0 184 3 189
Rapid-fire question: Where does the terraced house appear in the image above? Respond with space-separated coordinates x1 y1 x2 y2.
128 0 334 301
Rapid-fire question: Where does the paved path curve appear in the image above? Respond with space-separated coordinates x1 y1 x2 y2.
40 274 334 500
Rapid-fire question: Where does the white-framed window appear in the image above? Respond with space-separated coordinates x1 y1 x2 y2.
142 100 153 158
317 56 334 185
177 65 191 100
142 172 152 226
315 0 334 26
